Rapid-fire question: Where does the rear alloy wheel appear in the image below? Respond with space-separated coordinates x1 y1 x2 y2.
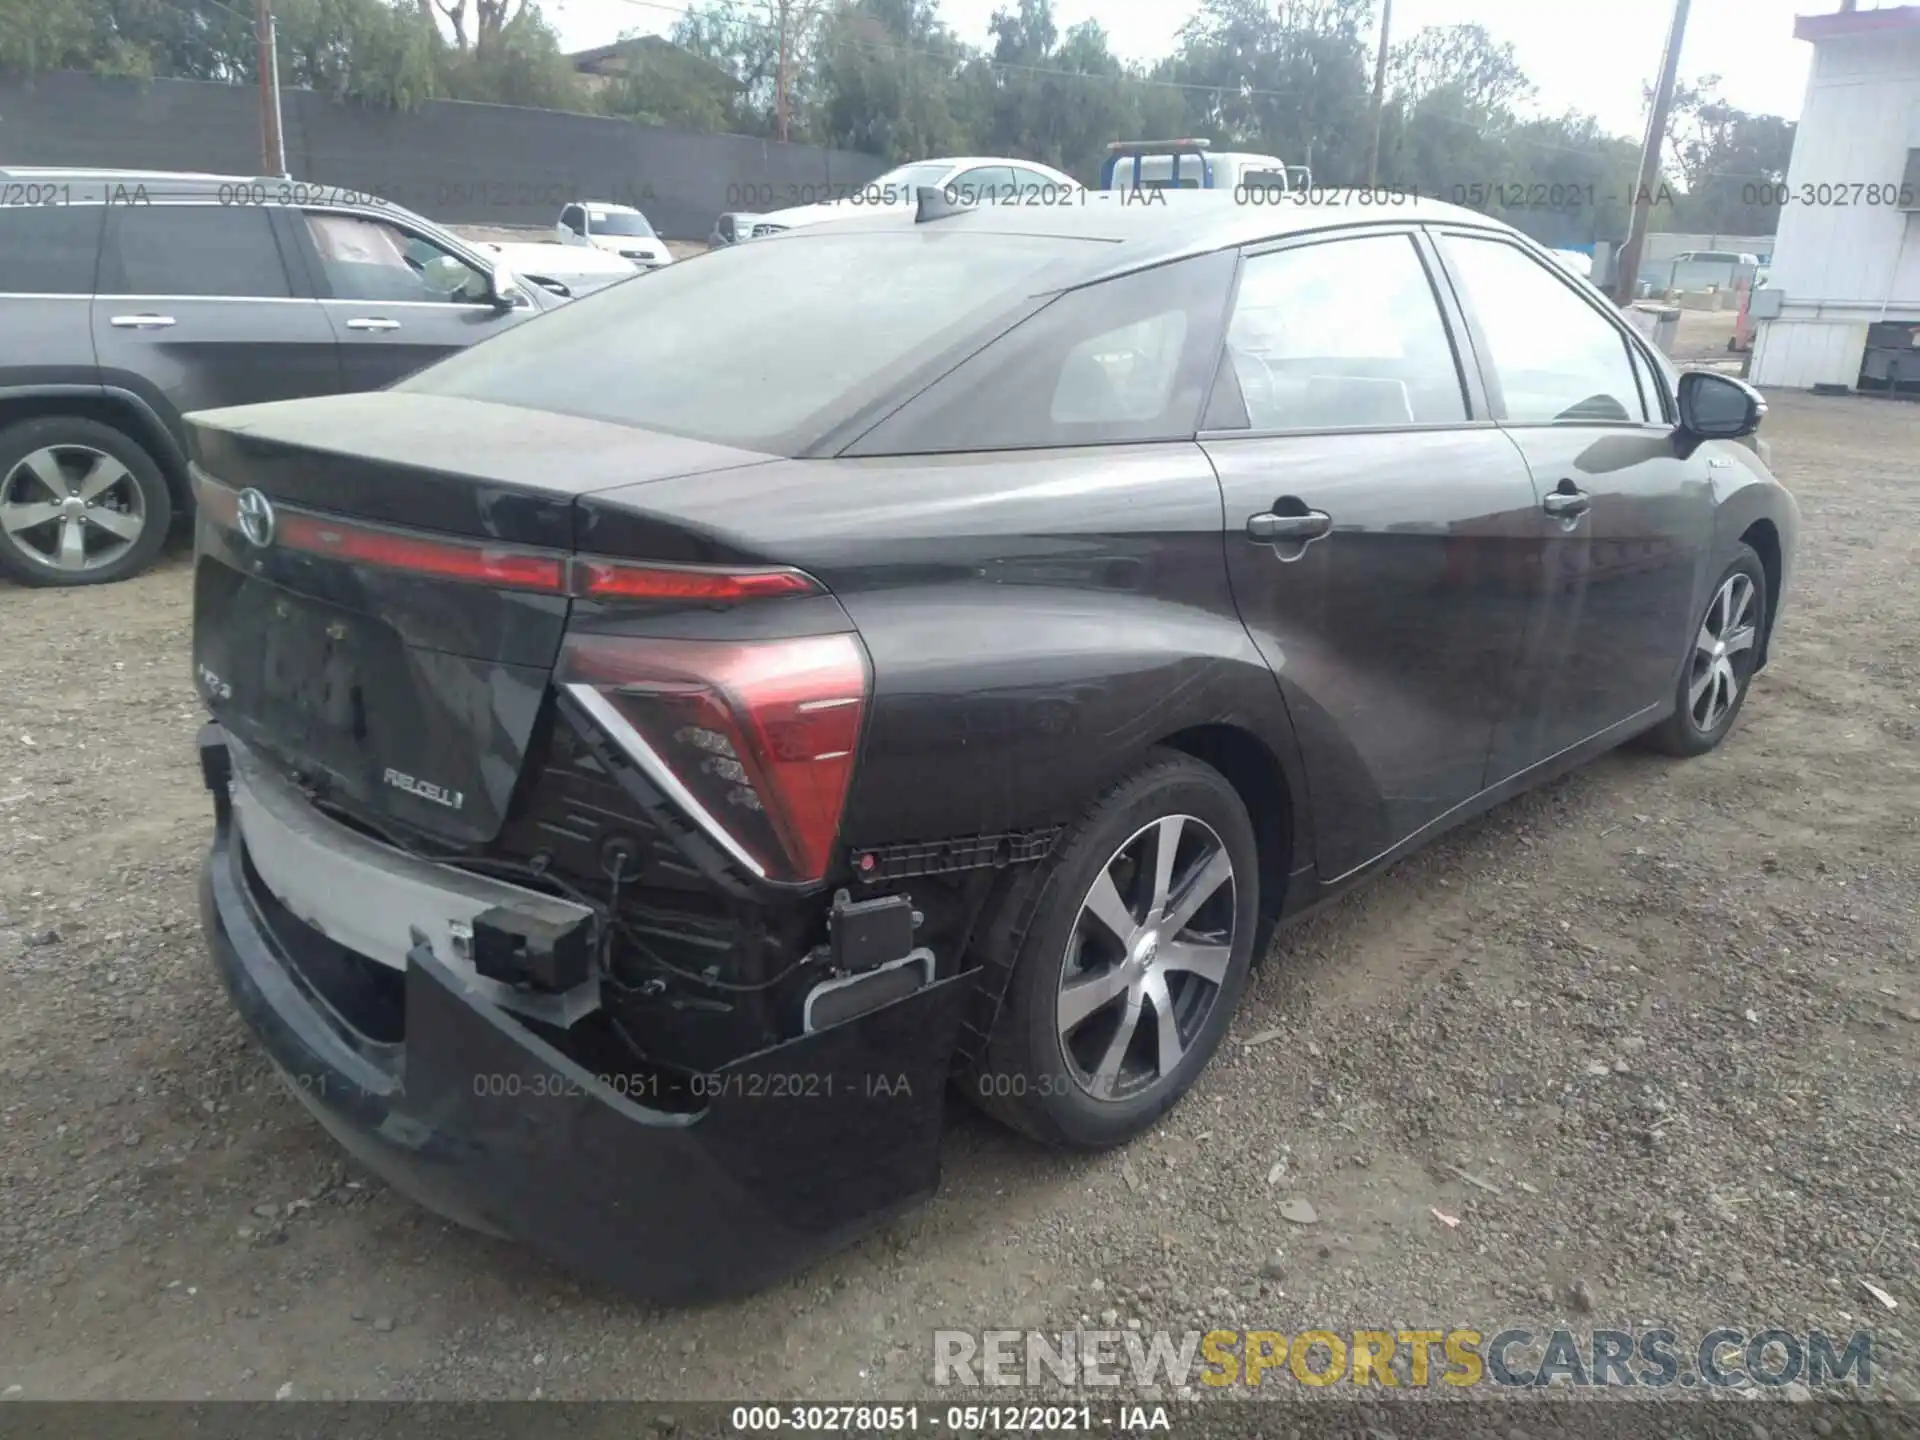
1641 543 1767 756
965 750 1259 1150
0 418 172 587
1056 814 1236 1102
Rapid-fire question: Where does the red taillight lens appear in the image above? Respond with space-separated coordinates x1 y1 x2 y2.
572 559 819 602
275 512 569 592
561 632 869 885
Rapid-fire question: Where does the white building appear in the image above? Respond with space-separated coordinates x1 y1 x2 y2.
1750 3 1920 390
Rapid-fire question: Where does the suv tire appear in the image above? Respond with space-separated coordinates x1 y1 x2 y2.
0 416 173 587
962 749 1259 1151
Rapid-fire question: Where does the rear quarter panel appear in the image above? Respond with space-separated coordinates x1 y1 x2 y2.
583 445 1312 857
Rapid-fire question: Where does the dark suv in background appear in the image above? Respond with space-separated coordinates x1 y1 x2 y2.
0 167 554 587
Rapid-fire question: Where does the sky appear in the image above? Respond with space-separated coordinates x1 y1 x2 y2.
541 0 1843 138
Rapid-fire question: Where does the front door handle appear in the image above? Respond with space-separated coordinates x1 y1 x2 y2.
109 314 176 329
1542 486 1591 519
1247 509 1332 542
345 317 402 332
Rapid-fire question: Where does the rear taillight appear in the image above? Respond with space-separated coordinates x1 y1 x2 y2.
560 632 869 886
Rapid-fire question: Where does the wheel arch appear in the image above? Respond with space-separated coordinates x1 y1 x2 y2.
0 386 190 513
1155 720 1300 948
1737 517 1782 671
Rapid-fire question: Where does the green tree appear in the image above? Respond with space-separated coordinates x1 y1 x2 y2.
1661 76 1795 234
1156 0 1374 178
275 0 441 106
811 0 976 159
668 0 781 134
0 0 98 74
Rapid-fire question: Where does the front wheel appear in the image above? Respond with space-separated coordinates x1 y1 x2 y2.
1640 543 1767 756
963 750 1260 1150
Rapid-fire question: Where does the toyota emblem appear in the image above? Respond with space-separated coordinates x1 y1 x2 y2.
236 488 276 549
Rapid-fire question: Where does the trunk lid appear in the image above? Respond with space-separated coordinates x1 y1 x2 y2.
188 392 776 847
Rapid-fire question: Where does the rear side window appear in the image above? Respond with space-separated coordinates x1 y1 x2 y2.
99 205 292 298
0 205 104 293
1211 233 1467 431
1441 233 1645 424
847 251 1237 455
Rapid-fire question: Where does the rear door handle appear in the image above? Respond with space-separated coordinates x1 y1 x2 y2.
345 317 402 332
109 314 175 329
1542 486 1591 519
1247 509 1332 542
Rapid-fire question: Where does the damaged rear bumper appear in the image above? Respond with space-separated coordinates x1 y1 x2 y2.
195 724 970 1303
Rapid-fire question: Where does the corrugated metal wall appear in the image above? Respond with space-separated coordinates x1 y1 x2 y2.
1750 25 1920 387
0 72 890 240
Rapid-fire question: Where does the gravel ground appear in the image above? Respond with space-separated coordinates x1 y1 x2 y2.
0 390 1915 1403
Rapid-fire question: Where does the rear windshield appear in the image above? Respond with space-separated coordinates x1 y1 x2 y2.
402 230 1102 452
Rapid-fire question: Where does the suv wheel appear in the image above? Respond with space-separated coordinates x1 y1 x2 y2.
964 750 1260 1150
0 417 173 587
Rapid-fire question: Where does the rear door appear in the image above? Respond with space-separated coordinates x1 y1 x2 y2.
1430 228 1716 779
92 201 341 438
0 197 104 389
288 207 531 391
1200 227 1544 881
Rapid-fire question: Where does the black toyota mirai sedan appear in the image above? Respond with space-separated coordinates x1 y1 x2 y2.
188 190 1797 1302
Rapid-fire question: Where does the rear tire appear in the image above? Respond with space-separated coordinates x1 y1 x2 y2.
0 417 172 587
962 750 1259 1151
1640 543 1767 757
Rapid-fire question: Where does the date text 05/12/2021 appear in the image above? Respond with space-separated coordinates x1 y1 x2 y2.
726 1404 1172 1432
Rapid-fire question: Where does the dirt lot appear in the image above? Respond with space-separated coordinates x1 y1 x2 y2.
1 391 1915 1403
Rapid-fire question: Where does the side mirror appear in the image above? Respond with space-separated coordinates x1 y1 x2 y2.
488 262 527 311
1678 370 1764 439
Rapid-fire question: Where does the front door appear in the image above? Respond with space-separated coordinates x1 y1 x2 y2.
1431 230 1717 779
1200 229 1543 881
290 208 528 391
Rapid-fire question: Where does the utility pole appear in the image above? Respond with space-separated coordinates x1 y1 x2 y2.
774 0 790 143
1365 0 1392 188
1613 0 1690 305
255 0 285 176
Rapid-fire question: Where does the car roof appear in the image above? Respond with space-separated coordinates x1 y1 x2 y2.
911 157 1074 173
580 201 643 212
766 189 1521 287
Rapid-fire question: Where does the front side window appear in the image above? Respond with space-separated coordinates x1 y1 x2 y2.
1213 233 1467 431
1441 233 1647 424
0 205 104 293
560 205 584 233
848 250 1237 455
305 213 486 304
98 205 291 298
404 230 1103 453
